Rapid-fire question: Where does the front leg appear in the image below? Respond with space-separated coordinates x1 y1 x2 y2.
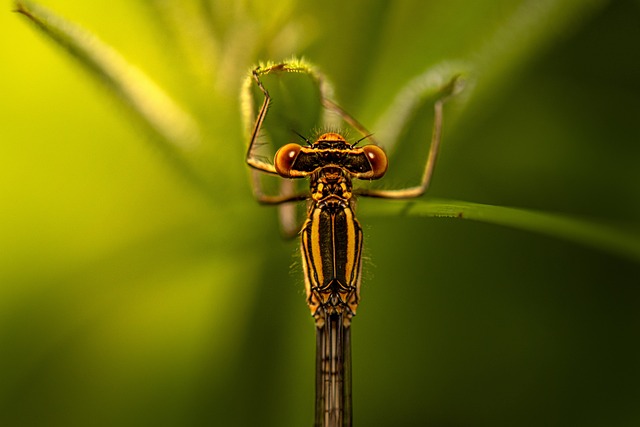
246 68 278 175
355 99 444 199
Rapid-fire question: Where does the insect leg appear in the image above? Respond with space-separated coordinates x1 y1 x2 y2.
355 98 444 199
246 68 278 175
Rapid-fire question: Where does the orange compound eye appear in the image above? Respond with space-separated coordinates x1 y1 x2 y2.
274 143 302 177
362 145 388 179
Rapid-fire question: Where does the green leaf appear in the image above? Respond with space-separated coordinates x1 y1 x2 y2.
241 59 330 150
364 198 640 262
14 0 215 197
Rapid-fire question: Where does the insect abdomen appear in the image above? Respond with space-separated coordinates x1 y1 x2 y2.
301 203 363 327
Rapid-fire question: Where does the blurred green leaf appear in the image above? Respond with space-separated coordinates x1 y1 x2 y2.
14 0 215 197
242 60 329 152
365 198 640 262
6 1 640 426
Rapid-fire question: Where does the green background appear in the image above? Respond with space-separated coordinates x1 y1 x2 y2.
2 1 639 426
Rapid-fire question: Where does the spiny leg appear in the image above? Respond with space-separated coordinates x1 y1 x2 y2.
246 67 307 236
355 99 444 199
246 67 308 203
249 169 307 204
246 68 278 175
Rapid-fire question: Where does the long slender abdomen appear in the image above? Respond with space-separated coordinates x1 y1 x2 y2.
301 202 361 427
315 313 352 427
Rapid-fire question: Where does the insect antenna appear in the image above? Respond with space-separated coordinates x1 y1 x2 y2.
352 133 374 147
292 129 312 146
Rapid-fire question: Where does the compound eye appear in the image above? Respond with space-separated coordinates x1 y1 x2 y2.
362 145 388 179
274 143 302 177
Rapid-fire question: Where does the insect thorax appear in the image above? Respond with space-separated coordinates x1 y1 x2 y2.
309 166 354 206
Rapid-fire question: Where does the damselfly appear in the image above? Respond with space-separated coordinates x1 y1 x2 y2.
246 63 455 427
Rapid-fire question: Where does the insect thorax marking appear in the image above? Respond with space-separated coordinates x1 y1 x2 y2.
310 166 353 204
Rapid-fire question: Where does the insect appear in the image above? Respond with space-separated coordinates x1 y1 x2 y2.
245 62 455 427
